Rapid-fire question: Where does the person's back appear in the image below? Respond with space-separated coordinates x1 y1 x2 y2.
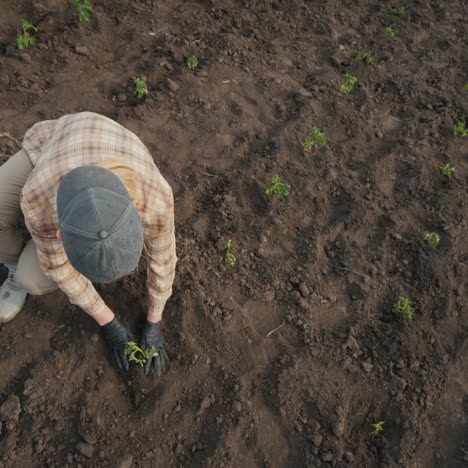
0 112 176 376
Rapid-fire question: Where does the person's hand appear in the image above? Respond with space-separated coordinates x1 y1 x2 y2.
101 317 130 370
140 321 170 377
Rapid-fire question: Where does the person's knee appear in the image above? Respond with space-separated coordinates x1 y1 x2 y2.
0 221 7 235
14 272 53 296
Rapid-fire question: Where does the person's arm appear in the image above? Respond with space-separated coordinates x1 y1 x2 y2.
144 191 177 323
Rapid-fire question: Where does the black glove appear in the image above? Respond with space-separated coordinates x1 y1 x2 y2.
140 321 170 377
101 317 130 371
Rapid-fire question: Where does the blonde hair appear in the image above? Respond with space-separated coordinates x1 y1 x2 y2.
95 159 140 203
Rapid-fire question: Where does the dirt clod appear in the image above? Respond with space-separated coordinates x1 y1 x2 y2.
77 442 95 458
0 395 21 424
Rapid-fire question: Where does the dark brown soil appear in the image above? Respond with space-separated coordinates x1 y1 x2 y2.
1 1 467 467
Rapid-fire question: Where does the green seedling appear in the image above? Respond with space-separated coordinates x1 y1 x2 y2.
385 27 396 39
187 55 198 71
303 127 327 151
134 78 148 99
357 53 373 64
264 0 275 6
17 19 37 50
124 341 158 367
464 83 468 91
372 421 384 436
439 163 454 178
265 175 291 197
391 6 406 17
224 240 237 269
453 122 468 137
340 73 358 94
73 0 92 23
392 296 414 319
422 231 440 247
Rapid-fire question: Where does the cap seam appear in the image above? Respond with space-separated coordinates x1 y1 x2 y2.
88 188 103 232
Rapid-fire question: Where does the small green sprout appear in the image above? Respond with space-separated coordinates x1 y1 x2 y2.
464 83 468 91
453 122 468 137
17 19 37 50
384 27 396 39
187 55 198 71
224 240 237 269
356 53 373 64
372 421 384 436
265 175 291 197
392 296 414 319
264 0 275 6
390 7 406 17
134 78 148 99
340 73 358 94
72 0 92 23
303 127 327 151
124 341 158 367
439 163 455 178
422 231 440 247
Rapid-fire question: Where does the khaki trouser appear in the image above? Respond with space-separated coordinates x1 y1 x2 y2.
0 149 57 295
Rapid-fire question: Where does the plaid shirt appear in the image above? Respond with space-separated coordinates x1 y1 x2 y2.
20 112 177 322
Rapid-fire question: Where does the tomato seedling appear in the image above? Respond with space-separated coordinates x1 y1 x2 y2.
187 55 198 71
422 232 440 247
392 296 414 319
224 240 237 269
73 0 92 23
371 421 384 436
356 53 373 64
124 341 158 367
134 78 148 99
303 127 327 151
390 7 406 17
439 163 454 178
340 73 357 94
265 175 291 197
17 19 37 50
453 122 468 137
385 27 396 38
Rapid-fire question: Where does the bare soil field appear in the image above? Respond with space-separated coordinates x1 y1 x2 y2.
0 1 467 467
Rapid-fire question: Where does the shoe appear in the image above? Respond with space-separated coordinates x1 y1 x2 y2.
0 270 27 323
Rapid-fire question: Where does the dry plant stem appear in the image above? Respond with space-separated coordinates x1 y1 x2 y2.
198 169 215 177
333 266 367 279
0 132 22 144
266 320 286 338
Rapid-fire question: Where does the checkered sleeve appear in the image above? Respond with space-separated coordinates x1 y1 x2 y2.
144 190 177 322
22 201 107 318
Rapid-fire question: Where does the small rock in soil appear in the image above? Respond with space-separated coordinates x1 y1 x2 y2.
344 451 354 463
77 442 95 458
312 434 323 447
332 420 344 437
199 395 215 412
75 46 90 56
78 425 97 445
0 395 21 423
118 455 133 468
0 71 9 85
361 361 373 373
299 283 310 297
167 79 180 93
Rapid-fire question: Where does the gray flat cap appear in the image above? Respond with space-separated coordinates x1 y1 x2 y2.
57 165 144 283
